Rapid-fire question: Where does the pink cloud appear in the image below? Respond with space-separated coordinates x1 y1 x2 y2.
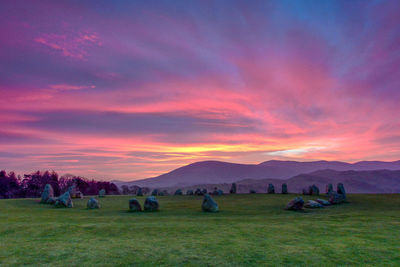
34 31 101 59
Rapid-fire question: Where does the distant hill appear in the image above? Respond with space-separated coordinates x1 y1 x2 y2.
114 160 400 190
140 169 400 194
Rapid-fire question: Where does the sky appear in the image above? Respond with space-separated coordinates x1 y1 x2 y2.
1 0 400 181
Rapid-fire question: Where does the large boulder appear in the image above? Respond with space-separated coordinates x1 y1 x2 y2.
267 184 275 194
285 197 304 211
337 183 347 201
316 199 331 206
144 196 159 211
55 191 73 208
304 200 324 208
40 184 54 203
326 184 333 194
87 197 99 209
281 183 288 194
129 198 142 212
328 191 345 204
98 189 106 198
174 189 183 195
202 194 219 212
310 185 320 196
230 183 237 194
186 189 194 195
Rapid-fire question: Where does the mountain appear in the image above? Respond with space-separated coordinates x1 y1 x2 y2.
138 169 400 194
114 160 400 189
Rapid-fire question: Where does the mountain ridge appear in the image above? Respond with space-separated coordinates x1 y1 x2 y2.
114 160 400 189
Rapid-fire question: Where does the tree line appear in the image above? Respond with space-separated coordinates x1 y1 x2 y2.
0 170 119 199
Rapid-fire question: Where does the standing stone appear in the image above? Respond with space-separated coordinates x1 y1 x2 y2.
137 187 143 196
285 197 304 211
328 191 345 204
99 189 106 198
174 189 183 195
55 191 73 208
129 198 142 212
230 183 237 194
151 189 159 196
41 184 54 203
87 197 100 209
202 194 219 212
144 196 159 211
326 184 333 194
310 185 320 196
186 189 194 195
281 183 288 194
337 183 347 201
267 184 275 194
304 200 324 208
316 199 331 206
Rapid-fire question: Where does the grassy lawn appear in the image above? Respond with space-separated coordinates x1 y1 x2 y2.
1 194 399 266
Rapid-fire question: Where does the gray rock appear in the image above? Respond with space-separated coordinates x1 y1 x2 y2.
144 196 159 211
230 183 237 194
174 189 183 195
304 200 324 208
129 198 142 212
326 184 333 194
267 184 275 194
87 197 99 209
316 199 331 206
328 191 345 204
281 183 288 194
41 184 54 203
99 189 106 198
337 183 347 201
285 197 304 211
202 194 218 212
137 187 143 196
55 191 73 208
310 184 320 196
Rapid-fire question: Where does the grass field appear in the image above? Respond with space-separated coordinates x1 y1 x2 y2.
1 194 400 266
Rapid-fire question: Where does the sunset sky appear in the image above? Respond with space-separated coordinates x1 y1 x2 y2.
1 0 400 180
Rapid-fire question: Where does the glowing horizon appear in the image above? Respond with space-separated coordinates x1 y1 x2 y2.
1 1 400 181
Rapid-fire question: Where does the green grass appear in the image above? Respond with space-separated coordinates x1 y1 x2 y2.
1 194 400 266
